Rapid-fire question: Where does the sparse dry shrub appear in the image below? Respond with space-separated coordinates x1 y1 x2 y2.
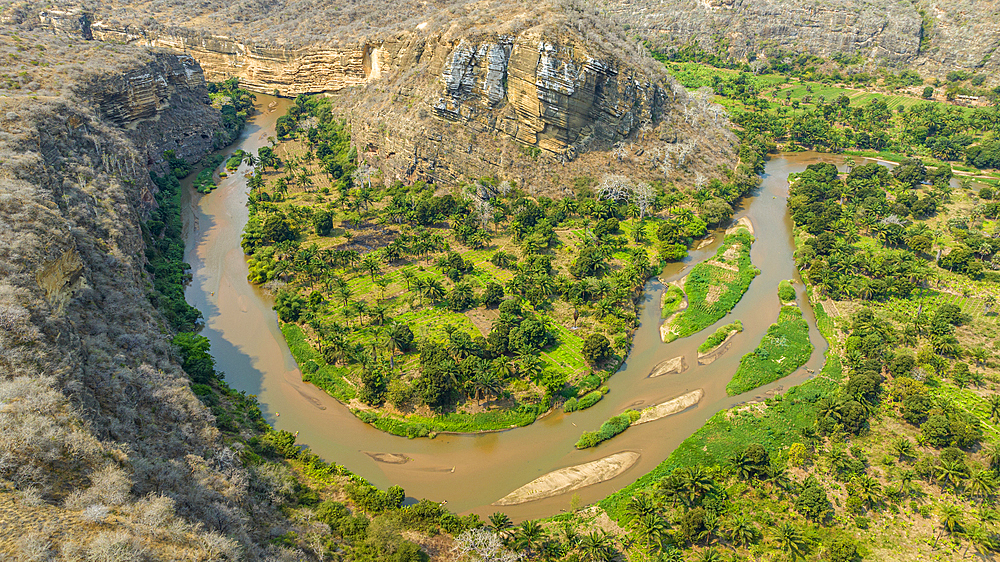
83 504 110 523
86 532 145 562
16 533 53 562
60 541 86 562
18 486 45 506
200 531 242 560
66 465 132 510
127 494 178 532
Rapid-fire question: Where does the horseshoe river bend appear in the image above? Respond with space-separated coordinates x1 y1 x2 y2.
181 96 847 521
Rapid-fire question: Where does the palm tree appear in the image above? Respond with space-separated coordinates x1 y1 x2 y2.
727 513 758 548
935 459 969 490
984 442 1000 472
515 520 546 558
696 548 723 562
361 253 382 282
624 493 658 523
852 474 883 510
336 284 353 308
423 278 446 303
773 523 807 561
577 531 614 562
892 437 917 461
629 513 668 555
938 504 964 542
489 512 513 537
679 466 715 507
374 276 390 302
400 269 415 292
965 525 994 557
989 395 1000 423
966 469 996 502
492 358 513 382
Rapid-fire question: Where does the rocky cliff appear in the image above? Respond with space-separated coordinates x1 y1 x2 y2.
0 31 296 559
601 0 1000 82
70 3 735 193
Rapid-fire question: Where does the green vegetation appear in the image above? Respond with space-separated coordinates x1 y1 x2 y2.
778 279 797 302
697 320 743 354
145 169 202 331
245 94 761 435
192 153 225 193
207 77 257 148
563 388 605 413
660 284 685 318
576 410 641 449
663 228 759 341
658 53 1000 177
726 305 813 396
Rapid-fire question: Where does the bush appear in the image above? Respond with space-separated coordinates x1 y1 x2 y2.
576 390 604 410
576 410 641 448
563 397 579 412
582 333 612 365
778 279 796 302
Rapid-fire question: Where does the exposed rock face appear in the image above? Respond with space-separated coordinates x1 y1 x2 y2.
82 53 219 170
603 0 1000 82
0 39 271 554
68 14 738 192
435 32 666 157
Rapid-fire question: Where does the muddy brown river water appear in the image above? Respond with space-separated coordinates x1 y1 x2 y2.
183 97 849 520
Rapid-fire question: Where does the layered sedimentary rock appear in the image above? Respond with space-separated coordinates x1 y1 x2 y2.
602 0 1000 82
83 53 219 168
66 12 737 191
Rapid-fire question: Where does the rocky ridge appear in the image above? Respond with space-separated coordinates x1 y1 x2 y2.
27 2 737 192
0 32 295 559
601 0 1000 82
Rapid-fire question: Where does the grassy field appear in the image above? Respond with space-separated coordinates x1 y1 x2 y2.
726 305 813 396
663 227 759 341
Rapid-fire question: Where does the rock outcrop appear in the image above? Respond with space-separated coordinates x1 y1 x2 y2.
602 0 1000 83
35 4 739 192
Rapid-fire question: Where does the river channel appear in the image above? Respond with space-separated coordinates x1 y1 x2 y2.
182 96 846 521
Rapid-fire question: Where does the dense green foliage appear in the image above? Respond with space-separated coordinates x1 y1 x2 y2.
576 410 641 449
664 228 759 341
726 305 813 395
778 279 797 302
697 320 743 353
207 77 257 148
241 93 782 434
145 170 202 331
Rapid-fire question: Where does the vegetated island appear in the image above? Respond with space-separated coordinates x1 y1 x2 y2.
660 224 759 342
239 95 760 437
726 300 812 396
696 320 743 365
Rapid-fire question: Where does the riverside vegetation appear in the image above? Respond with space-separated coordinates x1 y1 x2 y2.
660 225 759 342
515 56 1000 561
239 94 764 436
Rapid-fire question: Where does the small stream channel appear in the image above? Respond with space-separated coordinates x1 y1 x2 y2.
183 97 852 521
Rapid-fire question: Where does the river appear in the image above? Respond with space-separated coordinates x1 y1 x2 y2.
182 96 846 521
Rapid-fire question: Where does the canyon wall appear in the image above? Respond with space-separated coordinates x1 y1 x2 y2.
601 0 1000 81
78 15 735 193
0 37 290 557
